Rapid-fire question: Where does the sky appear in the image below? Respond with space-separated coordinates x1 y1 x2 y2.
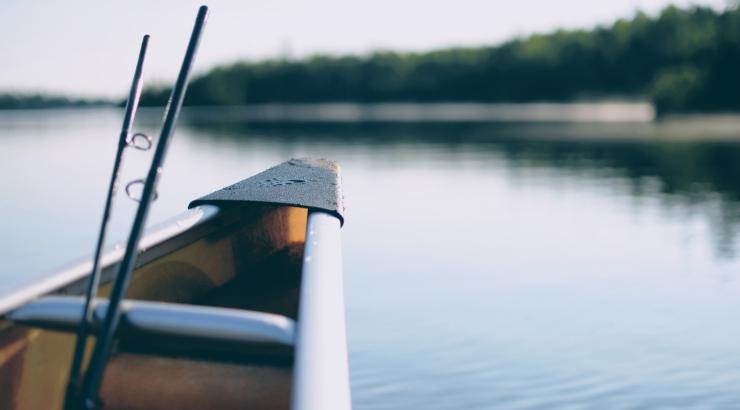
0 0 729 98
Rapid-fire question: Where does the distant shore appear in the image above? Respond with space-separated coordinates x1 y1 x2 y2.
136 5 740 115
170 101 656 123
6 104 740 141
0 100 655 123
0 94 111 110
5 5 740 116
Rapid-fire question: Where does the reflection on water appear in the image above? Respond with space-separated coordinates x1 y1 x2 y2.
2 108 740 409
185 119 740 260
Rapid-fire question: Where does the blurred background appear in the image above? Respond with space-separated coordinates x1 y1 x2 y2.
2 1 740 408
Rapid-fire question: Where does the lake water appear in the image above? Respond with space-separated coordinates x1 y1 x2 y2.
2 107 740 409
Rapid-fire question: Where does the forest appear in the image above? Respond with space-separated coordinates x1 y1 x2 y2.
5 5 740 114
0 94 109 110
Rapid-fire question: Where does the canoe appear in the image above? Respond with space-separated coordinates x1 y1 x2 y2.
0 158 350 410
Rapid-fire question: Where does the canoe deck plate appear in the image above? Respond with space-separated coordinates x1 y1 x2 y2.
189 158 345 224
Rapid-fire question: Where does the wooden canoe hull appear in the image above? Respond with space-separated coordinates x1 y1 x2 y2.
0 158 350 410
0 204 307 410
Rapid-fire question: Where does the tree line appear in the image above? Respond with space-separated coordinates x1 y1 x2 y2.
3 5 739 114
135 5 740 114
0 94 109 110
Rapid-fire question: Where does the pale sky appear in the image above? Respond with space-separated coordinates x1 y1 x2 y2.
0 0 728 98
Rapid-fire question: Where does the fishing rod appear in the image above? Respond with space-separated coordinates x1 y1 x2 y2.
78 6 209 409
63 34 151 410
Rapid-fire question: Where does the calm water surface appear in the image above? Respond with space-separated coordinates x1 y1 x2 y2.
2 108 740 409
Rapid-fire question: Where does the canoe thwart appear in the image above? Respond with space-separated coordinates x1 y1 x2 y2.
7 296 295 347
189 158 345 225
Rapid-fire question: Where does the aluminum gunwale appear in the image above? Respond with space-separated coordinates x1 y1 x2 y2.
291 211 352 410
0 205 220 316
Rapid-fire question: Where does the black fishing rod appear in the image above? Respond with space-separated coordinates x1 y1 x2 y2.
78 6 208 409
63 34 150 410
